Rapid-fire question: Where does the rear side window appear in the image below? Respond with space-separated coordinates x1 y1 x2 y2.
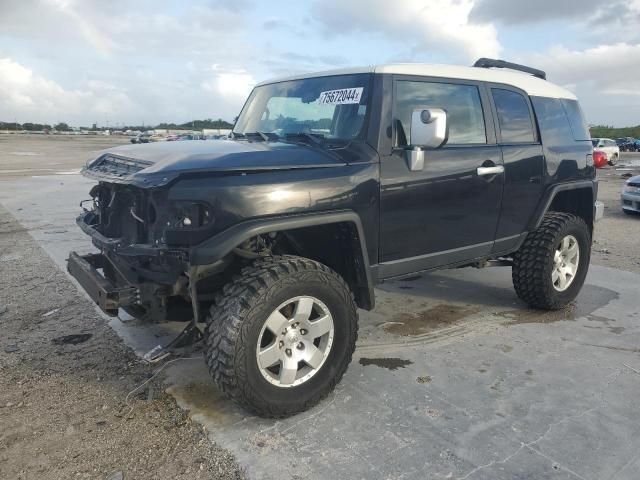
561 99 590 141
492 88 535 143
530 97 573 147
395 81 486 145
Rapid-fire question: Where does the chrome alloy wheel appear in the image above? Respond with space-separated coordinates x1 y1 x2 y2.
552 234 580 292
256 296 335 388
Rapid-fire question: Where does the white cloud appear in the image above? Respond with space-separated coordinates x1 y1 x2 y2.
0 57 137 124
202 67 256 100
528 43 640 96
2 0 640 127
311 0 501 61
523 43 640 125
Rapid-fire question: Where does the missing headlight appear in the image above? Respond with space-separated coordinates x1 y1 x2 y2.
169 201 213 229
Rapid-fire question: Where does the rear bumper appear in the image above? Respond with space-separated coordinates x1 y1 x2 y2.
67 252 138 316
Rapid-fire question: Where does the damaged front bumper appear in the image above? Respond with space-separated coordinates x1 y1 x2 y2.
67 252 139 316
68 211 191 318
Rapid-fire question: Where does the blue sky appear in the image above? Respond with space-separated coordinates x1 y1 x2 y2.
1 0 639 127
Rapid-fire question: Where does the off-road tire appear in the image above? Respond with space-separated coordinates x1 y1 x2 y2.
512 212 591 310
204 255 358 418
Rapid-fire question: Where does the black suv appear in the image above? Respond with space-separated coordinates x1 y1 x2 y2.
68 58 603 417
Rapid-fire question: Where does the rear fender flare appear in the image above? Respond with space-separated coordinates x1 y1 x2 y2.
527 180 597 231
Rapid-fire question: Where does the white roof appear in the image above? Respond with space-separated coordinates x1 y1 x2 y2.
257 64 577 100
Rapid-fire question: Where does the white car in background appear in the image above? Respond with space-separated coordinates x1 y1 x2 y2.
592 137 620 166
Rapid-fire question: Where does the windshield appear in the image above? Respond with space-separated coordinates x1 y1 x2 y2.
233 74 371 141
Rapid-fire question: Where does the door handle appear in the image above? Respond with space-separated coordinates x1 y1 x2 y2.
477 165 504 176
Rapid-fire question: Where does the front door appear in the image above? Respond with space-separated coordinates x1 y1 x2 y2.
379 77 503 278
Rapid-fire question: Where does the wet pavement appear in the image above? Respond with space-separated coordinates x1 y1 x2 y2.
1 174 640 479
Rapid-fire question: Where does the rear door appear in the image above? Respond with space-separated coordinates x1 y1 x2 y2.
488 86 545 251
378 76 504 277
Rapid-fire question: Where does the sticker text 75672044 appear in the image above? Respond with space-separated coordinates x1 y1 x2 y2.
317 87 363 105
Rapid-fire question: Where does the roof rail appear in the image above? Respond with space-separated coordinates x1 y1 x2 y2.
473 58 546 80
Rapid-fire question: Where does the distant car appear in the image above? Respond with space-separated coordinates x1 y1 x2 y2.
615 137 639 152
592 137 620 165
628 139 640 152
622 175 640 215
136 132 155 143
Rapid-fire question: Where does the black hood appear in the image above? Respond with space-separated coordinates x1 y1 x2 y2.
83 139 362 187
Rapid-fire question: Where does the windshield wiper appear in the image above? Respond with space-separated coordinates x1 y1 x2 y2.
242 131 277 142
283 132 325 147
230 131 245 139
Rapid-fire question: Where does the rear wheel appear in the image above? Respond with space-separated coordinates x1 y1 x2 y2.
205 255 358 417
512 212 591 310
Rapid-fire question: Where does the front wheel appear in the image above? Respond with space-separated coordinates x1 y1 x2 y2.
204 255 358 417
512 212 591 310
608 153 618 166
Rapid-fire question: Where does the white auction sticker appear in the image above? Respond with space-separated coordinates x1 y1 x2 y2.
317 87 363 105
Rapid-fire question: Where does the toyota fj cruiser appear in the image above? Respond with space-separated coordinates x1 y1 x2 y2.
68 58 603 417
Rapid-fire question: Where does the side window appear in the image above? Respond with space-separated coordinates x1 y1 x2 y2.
395 81 486 145
560 99 590 141
530 97 573 147
492 88 535 143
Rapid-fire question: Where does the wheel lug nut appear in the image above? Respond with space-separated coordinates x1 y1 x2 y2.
300 329 307 335
285 348 292 356
279 341 284 348
297 342 304 350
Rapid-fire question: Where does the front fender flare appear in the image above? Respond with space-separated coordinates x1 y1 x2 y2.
189 210 375 309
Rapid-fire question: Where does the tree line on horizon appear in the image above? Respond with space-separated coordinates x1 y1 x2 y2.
3 119 639 139
0 118 234 132
589 125 640 139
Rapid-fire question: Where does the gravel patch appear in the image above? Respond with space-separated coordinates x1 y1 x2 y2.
0 203 245 480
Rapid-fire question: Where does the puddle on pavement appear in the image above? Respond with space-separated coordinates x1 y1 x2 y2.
359 357 413 370
497 307 576 325
586 314 626 334
383 304 479 336
165 382 237 426
498 285 619 326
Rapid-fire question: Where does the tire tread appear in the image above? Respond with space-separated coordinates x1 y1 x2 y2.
204 255 358 418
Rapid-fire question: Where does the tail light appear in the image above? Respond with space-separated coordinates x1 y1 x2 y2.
593 150 608 168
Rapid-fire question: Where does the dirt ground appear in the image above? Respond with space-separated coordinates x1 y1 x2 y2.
0 135 244 479
591 158 640 273
1 134 639 479
0 203 245 479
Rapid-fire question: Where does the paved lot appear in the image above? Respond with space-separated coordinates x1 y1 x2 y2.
1 136 640 479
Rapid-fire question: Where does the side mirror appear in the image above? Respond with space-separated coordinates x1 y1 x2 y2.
405 108 448 171
410 108 448 149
